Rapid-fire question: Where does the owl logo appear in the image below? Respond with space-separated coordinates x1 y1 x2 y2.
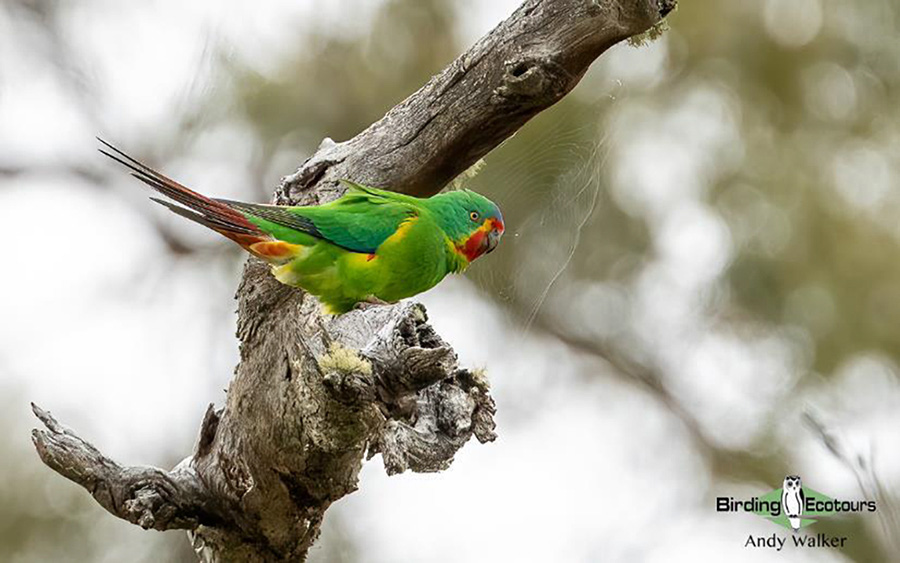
782 475 805 531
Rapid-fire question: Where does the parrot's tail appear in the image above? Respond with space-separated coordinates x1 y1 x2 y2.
97 138 269 251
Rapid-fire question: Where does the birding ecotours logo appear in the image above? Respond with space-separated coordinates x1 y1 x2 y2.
717 474 877 530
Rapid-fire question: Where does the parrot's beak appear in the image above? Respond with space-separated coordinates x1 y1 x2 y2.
484 218 504 254
460 217 504 261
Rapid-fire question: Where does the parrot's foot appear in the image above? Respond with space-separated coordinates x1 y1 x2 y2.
353 296 392 311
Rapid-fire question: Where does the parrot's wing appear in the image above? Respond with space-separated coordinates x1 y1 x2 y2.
220 188 418 255
339 179 388 197
337 179 421 201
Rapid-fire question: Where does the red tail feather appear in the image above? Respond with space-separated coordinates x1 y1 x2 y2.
98 138 269 249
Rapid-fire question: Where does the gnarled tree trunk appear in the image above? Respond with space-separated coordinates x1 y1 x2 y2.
31 1 674 560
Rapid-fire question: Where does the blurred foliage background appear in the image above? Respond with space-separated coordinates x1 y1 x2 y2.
1 0 899 561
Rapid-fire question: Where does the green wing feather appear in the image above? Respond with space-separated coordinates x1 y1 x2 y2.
219 180 419 254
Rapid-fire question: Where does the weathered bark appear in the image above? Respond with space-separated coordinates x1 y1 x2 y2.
32 0 673 560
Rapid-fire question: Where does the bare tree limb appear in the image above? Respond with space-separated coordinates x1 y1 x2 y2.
32 0 673 560
31 403 225 531
277 0 676 202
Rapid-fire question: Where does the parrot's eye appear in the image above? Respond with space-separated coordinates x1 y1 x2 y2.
469 211 480 222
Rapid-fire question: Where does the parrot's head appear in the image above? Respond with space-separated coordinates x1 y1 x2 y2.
430 189 504 263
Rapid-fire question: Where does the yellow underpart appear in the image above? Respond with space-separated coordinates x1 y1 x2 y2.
346 252 376 267
273 263 293 284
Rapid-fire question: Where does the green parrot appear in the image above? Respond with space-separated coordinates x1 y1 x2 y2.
99 140 504 314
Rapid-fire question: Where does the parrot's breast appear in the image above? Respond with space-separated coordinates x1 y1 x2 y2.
270 214 452 314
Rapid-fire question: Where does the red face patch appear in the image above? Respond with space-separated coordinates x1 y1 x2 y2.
460 229 487 261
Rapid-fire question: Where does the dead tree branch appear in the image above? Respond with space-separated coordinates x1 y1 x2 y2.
32 1 673 560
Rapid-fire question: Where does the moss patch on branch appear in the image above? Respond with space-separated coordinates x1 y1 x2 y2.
318 342 372 376
627 19 670 47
